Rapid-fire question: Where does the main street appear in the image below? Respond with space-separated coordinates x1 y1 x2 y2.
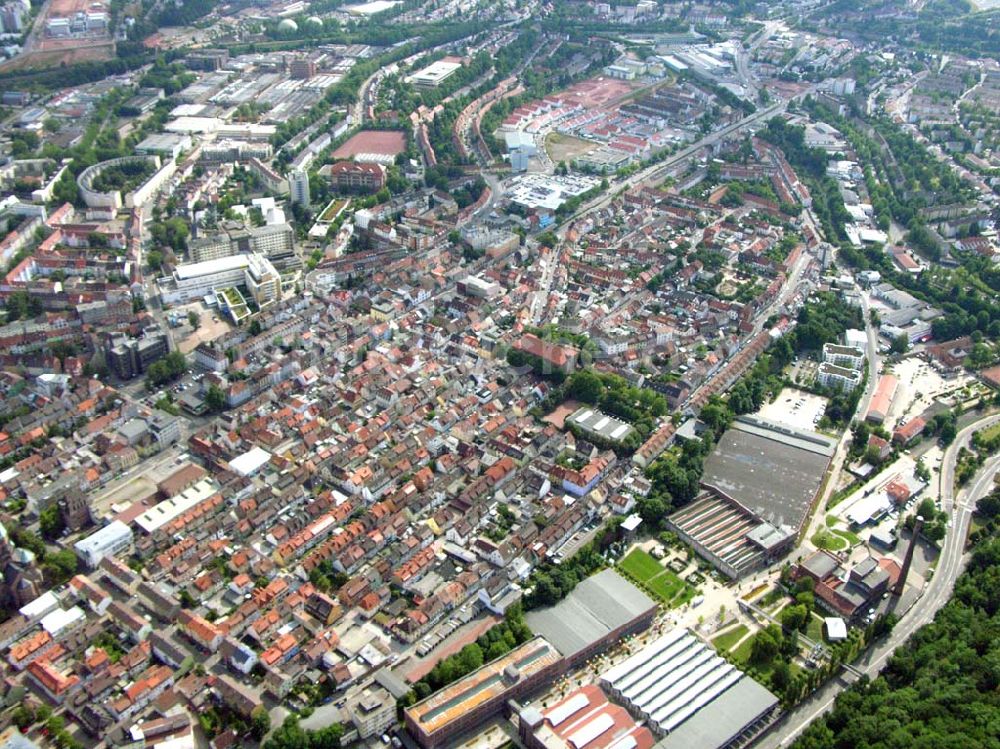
757 413 1000 747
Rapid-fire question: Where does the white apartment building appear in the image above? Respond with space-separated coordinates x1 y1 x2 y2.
245 253 282 307
822 342 865 371
817 362 862 393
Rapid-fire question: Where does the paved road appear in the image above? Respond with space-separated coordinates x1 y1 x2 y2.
757 414 1000 747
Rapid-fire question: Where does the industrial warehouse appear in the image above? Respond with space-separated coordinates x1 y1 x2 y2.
702 416 836 537
518 684 656 749
666 486 796 579
600 629 779 748
524 568 658 667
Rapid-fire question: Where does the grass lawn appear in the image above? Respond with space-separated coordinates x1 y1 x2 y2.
811 527 848 551
806 613 826 643
711 624 749 653
731 636 754 665
977 421 1000 444
619 548 663 581
672 585 698 607
618 549 698 608
832 527 861 546
646 572 683 601
825 515 861 546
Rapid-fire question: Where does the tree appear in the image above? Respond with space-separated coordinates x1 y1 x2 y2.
890 333 909 354
11 705 35 730
205 384 226 413
38 505 65 541
771 659 792 692
250 706 271 740
43 549 78 586
750 626 780 664
188 311 200 329
780 603 810 633
147 249 163 272
565 369 603 404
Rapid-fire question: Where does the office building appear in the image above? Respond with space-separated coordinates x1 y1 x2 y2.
405 637 564 748
245 253 282 307
159 255 252 305
348 687 397 739
106 329 170 380
148 410 181 446
409 58 463 88
74 521 134 569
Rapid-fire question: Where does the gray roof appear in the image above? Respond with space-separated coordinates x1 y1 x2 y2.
652 674 778 749
118 418 149 441
375 667 412 699
525 568 655 659
703 418 834 533
801 550 840 580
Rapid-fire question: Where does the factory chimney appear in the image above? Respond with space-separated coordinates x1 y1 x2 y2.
893 515 924 597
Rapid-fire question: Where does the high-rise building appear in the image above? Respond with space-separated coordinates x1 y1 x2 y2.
289 170 310 207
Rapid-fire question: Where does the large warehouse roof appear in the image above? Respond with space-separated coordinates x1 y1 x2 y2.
525 569 656 659
405 637 561 736
601 630 777 746
650 676 780 749
702 416 834 534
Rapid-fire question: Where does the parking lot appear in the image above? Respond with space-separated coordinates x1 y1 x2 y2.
756 387 828 431
886 356 965 429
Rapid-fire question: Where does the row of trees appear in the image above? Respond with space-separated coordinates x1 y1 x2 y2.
409 606 534 699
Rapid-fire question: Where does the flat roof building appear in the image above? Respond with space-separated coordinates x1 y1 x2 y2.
525 568 656 668
404 637 564 748
158 253 280 306
229 446 271 477
600 629 778 747
136 133 192 160
74 520 133 569
702 416 835 537
409 58 463 88
567 408 636 444
134 478 219 535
